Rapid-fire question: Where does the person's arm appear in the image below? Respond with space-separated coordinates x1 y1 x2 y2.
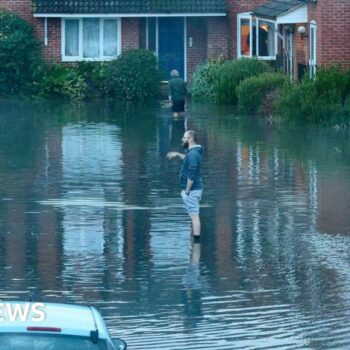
167 151 185 160
185 179 194 194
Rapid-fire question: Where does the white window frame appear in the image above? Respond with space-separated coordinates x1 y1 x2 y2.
309 21 317 78
256 17 277 60
62 17 121 61
237 13 252 58
237 13 277 60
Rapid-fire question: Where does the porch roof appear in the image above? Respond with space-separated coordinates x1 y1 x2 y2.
32 0 227 16
252 0 305 19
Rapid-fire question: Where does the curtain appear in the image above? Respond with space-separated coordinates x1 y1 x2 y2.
65 20 79 56
103 19 118 57
83 19 100 58
240 19 250 56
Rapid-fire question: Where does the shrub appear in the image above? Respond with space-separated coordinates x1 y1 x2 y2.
275 66 350 126
76 61 106 98
236 72 289 115
189 56 224 100
215 58 273 104
102 49 161 102
38 64 88 100
0 11 43 95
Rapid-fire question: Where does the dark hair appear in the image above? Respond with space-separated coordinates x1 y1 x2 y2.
187 130 197 143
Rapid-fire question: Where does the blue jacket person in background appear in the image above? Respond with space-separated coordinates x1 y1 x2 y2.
167 130 203 240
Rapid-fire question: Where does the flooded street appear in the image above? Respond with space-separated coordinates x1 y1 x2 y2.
1 100 350 349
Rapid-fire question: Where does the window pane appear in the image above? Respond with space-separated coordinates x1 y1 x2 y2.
240 18 250 56
65 20 79 56
103 19 118 57
83 18 100 58
258 20 275 57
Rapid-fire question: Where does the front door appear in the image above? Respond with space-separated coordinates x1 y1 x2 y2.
158 17 185 81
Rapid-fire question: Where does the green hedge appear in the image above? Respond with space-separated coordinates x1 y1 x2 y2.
189 57 224 100
36 50 161 102
215 58 273 104
275 66 350 126
102 49 161 102
37 64 88 100
0 11 42 95
236 72 289 115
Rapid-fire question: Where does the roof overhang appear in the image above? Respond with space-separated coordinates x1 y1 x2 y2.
33 12 227 18
251 0 307 23
276 5 307 23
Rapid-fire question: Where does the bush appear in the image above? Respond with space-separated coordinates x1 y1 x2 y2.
0 11 43 95
76 61 107 98
102 49 161 102
189 56 224 100
275 66 350 126
236 72 289 115
38 64 88 100
215 58 273 104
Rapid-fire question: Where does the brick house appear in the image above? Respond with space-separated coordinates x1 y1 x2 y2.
1 0 350 81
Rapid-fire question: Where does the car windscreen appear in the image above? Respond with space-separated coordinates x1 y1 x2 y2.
0 333 108 350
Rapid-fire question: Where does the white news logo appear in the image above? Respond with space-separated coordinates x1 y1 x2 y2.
0 303 46 322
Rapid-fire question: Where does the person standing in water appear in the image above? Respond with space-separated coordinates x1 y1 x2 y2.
168 69 187 118
167 130 203 240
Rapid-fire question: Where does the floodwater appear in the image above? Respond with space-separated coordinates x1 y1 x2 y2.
1 99 350 349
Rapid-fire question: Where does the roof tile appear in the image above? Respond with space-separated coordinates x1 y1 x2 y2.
33 0 227 14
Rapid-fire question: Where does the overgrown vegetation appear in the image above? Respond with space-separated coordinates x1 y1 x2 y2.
215 58 273 104
101 49 161 102
0 11 43 95
275 66 350 126
189 57 224 101
236 72 288 115
37 50 161 102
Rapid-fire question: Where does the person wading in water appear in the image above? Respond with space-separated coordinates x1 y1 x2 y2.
167 130 203 240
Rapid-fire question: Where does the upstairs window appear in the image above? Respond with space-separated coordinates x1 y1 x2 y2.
62 18 121 61
238 13 276 60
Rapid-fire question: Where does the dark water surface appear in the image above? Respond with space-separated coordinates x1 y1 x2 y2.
1 100 350 349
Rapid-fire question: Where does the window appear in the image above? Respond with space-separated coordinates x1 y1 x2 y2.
62 18 121 61
238 13 276 60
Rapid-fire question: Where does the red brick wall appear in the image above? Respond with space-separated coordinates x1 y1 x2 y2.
310 0 350 69
121 18 140 51
1 0 34 23
207 17 229 59
187 17 207 83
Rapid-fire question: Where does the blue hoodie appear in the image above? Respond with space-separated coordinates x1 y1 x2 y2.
180 145 203 190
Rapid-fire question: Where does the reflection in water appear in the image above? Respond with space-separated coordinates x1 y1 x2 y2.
0 100 350 348
182 242 202 331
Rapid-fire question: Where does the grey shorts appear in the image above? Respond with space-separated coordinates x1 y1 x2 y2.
181 189 203 216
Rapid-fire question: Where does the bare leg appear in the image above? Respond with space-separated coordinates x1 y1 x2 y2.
190 214 201 237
